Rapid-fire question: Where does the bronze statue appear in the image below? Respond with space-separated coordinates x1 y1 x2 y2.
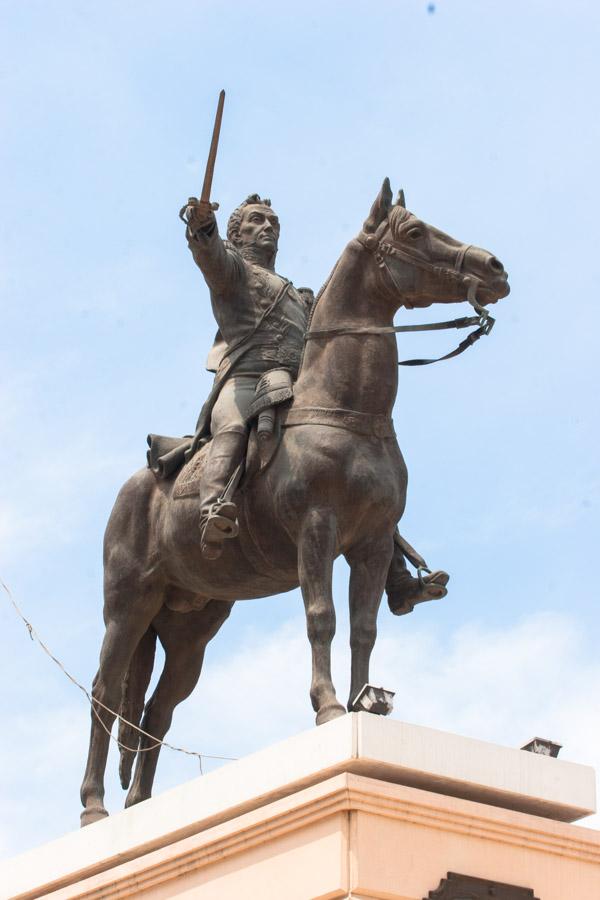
79 167 509 825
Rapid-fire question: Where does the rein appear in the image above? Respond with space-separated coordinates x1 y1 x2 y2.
304 221 495 367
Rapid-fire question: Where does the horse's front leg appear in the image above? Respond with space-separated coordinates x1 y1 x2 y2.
345 534 395 711
298 508 346 725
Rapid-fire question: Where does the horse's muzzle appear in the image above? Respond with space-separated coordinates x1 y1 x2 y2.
479 273 510 304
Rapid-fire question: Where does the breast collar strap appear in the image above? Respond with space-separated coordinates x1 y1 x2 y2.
303 221 494 367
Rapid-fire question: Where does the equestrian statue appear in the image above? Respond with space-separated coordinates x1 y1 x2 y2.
80 95 510 826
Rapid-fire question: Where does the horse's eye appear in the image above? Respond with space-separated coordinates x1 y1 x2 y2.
407 227 422 240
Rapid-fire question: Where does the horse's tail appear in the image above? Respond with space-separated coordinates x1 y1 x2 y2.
118 626 157 790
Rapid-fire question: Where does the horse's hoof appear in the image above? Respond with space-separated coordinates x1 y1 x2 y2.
80 805 108 827
316 703 346 726
125 789 149 809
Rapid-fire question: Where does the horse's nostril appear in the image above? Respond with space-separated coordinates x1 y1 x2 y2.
489 256 504 273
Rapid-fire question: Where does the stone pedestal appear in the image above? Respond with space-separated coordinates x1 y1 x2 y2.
3 713 600 899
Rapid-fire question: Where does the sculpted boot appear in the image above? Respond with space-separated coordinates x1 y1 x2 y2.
199 430 247 560
385 538 449 616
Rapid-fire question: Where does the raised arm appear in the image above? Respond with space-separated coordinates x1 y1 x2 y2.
182 197 243 294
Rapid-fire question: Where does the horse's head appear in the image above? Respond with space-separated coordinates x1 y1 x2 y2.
359 178 510 310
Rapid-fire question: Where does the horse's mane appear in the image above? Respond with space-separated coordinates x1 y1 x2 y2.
298 204 411 376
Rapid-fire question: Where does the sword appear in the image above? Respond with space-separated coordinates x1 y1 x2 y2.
179 90 225 225
200 89 225 204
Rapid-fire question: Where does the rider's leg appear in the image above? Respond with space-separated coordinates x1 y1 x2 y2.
199 430 247 549
385 531 449 615
199 376 256 559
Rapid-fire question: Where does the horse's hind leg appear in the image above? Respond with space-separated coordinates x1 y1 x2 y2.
125 598 234 808
80 582 163 826
346 534 394 711
298 508 346 725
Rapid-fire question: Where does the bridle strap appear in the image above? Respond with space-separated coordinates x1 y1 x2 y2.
396 318 492 366
305 315 494 367
455 243 471 272
307 314 483 339
303 226 494 366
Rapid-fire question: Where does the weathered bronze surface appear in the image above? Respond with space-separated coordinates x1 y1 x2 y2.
80 178 509 826
427 872 538 899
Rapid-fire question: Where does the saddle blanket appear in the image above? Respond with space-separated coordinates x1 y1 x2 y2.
173 446 208 499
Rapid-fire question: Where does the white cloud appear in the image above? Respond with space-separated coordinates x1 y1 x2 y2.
375 613 598 757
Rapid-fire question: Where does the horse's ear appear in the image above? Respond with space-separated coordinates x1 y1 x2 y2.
397 188 406 208
363 177 393 233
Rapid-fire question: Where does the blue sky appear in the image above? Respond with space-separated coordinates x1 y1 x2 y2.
1 0 600 859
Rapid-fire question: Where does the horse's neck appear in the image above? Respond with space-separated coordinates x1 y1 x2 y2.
294 244 398 416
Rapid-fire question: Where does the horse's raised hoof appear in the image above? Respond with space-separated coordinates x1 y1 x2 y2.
387 570 449 616
315 703 346 726
80 805 109 827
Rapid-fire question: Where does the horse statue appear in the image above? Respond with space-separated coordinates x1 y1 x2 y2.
80 179 509 826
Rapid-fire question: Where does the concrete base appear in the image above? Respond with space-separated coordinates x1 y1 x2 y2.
3 714 600 899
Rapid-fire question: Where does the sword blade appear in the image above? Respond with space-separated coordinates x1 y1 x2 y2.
200 89 225 203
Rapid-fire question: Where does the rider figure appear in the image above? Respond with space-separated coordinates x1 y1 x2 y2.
183 194 449 606
183 193 311 560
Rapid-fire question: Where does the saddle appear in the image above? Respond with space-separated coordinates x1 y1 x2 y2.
146 368 295 499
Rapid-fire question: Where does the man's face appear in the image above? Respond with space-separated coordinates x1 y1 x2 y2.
238 205 280 254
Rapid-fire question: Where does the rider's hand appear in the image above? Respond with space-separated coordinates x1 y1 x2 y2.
182 197 219 235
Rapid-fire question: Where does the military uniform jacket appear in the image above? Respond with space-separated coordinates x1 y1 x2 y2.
188 224 310 377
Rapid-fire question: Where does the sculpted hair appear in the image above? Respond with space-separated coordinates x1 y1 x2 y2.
227 194 273 246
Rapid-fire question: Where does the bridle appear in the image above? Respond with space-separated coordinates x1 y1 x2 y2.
304 216 495 367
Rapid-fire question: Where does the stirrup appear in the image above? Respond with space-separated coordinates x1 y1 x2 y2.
202 501 239 542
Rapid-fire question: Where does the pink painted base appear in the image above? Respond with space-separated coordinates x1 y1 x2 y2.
27 774 600 899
